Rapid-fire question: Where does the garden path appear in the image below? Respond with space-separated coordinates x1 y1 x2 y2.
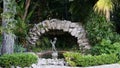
32 64 120 68
31 58 120 68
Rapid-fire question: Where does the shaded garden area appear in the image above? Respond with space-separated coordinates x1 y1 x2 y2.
0 0 120 67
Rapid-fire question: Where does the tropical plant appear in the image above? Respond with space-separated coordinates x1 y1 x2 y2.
14 44 26 53
15 0 36 46
85 11 120 45
90 39 120 55
94 0 114 21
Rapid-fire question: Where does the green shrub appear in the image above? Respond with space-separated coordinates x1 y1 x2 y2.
84 12 120 45
63 52 81 66
14 44 26 53
0 53 38 68
90 39 120 55
63 52 119 67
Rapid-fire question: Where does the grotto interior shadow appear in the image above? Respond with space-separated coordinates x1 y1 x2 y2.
35 29 79 58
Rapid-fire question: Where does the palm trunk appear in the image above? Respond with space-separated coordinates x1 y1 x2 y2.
1 33 14 54
106 8 111 22
1 0 16 54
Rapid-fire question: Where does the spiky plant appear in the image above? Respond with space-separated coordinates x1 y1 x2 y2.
94 0 114 21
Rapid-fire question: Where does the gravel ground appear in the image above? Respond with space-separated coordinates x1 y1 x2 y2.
0 63 120 68
35 64 120 68
31 58 120 68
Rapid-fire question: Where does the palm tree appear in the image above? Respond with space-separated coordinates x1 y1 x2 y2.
1 0 16 54
93 0 114 22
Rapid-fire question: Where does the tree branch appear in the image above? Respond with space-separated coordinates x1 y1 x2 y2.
22 0 31 21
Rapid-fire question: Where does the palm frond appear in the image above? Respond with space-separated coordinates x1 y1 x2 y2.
94 0 114 15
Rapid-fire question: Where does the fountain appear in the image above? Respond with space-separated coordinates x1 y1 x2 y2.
33 37 67 67
50 37 58 59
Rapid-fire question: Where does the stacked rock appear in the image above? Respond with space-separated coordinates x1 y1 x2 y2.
27 19 91 51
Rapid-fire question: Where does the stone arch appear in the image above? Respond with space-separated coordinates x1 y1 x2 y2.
28 19 91 50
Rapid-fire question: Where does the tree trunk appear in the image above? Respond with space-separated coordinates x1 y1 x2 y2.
1 33 14 54
1 0 16 54
106 8 110 22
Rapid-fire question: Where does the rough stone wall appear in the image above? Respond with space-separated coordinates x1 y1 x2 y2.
28 19 91 50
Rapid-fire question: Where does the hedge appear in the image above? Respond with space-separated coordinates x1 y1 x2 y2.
63 52 119 67
0 53 38 68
